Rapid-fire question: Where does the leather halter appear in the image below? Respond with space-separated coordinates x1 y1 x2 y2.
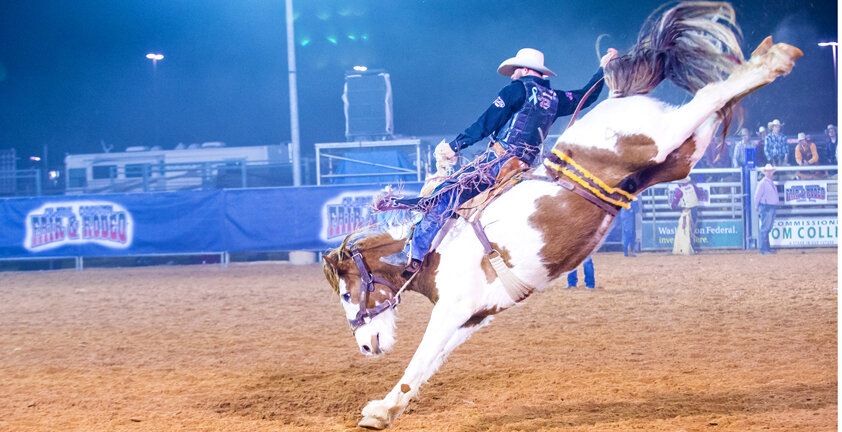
347 247 402 332
544 149 636 216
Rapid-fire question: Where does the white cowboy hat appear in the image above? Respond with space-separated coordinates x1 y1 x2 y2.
677 176 692 183
769 119 783 126
827 124 836 130
761 163 776 172
757 126 766 133
497 48 556 77
739 127 749 136
797 132 807 141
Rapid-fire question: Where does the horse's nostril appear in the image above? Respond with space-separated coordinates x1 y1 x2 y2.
361 345 371 353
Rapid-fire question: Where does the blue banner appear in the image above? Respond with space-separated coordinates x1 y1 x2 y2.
642 219 743 250
223 184 421 251
0 190 225 258
0 184 423 259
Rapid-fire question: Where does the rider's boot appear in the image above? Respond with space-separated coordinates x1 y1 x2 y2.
380 214 443 273
379 243 421 272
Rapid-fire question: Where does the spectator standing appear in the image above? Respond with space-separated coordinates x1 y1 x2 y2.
764 119 788 166
670 176 702 255
566 255 595 289
824 124 837 165
753 164 779 255
620 200 640 257
794 132 820 179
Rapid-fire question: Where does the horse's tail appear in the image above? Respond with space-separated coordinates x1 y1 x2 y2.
605 1 744 97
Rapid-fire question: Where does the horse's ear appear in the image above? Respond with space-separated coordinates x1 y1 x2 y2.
322 253 338 269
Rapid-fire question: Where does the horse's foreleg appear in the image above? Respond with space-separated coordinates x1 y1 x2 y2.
358 303 484 429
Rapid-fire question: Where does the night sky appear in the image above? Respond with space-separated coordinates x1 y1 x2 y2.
0 0 836 165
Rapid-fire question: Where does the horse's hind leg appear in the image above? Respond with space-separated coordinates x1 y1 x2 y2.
658 38 802 162
358 304 485 429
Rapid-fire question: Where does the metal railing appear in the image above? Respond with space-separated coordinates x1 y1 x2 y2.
638 165 838 250
747 164 838 249
315 139 424 185
0 169 42 196
65 160 312 195
639 168 747 250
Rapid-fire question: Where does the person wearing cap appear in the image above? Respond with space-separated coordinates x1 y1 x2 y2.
763 119 788 166
753 164 779 255
670 176 703 255
381 47 618 271
823 124 837 165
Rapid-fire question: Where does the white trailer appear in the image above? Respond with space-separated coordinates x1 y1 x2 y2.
64 143 291 194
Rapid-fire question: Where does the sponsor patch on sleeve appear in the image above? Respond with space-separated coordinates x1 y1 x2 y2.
493 96 506 108
565 91 574 101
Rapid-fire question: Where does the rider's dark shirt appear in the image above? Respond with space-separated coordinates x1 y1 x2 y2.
448 68 605 152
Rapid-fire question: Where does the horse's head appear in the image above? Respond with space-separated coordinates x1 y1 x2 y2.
323 232 407 356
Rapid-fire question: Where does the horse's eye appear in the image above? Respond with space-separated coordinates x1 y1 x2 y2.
342 293 351 302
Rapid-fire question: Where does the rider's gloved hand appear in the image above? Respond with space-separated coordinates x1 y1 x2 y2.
600 48 618 68
434 140 457 161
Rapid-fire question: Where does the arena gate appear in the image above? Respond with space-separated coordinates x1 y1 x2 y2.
640 165 837 250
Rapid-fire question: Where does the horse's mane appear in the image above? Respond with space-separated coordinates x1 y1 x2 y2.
605 1 744 98
322 229 405 294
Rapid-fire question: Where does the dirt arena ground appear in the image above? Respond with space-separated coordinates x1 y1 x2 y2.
0 249 836 431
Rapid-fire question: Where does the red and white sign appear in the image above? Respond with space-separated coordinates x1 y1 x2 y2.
784 180 829 205
24 201 134 251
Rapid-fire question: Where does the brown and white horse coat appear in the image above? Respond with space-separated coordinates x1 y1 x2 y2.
322 3 802 428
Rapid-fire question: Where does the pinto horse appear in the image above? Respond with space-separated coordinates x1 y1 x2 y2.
322 2 802 429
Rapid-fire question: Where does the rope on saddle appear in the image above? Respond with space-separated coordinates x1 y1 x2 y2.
469 219 535 303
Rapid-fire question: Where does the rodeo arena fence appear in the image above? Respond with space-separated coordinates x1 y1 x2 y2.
0 138 837 270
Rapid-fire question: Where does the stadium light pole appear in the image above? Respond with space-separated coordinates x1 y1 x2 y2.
818 42 837 77
146 53 164 149
818 42 838 108
285 0 302 186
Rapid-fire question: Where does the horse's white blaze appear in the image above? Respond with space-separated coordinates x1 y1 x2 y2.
338 279 358 322
353 308 397 355
339 279 398 355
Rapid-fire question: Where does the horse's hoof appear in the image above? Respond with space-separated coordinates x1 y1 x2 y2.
751 36 773 57
358 415 390 430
